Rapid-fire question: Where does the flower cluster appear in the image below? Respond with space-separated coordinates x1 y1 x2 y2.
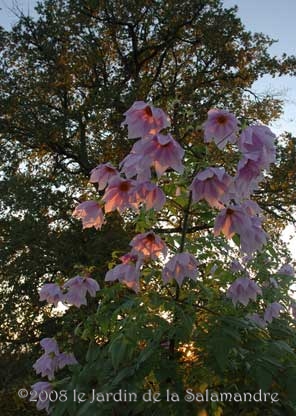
72 102 184 227
39 275 100 308
32 339 77 413
69 102 278 290
189 109 276 255
33 338 77 381
33 99 290 414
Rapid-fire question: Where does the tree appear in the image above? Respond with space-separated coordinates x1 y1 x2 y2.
31 100 296 416
0 0 296 414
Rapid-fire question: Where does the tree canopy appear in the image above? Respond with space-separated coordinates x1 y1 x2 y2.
1 1 296 414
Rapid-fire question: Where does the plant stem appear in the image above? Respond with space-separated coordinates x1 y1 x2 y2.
175 190 193 301
169 190 193 360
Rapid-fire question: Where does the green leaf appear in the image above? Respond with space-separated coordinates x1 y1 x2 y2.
108 334 134 370
111 366 135 386
212 337 234 371
254 365 273 392
86 341 101 363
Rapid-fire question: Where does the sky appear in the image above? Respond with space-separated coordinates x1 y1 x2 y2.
222 0 296 136
1 0 296 255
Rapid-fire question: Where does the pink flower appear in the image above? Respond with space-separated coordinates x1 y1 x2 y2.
40 338 60 355
30 381 53 413
264 302 283 323
89 163 119 190
63 275 100 308
58 352 78 369
39 283 64 307
33 338 77 380
229 259 244 273
33 353 58 380
33 339 60 380
214 206 251 239
214 205 267 255
277 263 294 277
73 201 105 230
102 177 138 213
134 181 166 211
238 125 276 170
247 313 267 328
162 252 198 286
121 101 170 139
203 109 239 149
105 263 140 292
240 216 268 256
234 158 262 199
132 134 184 177
227 277 262 306
130 231 167 260
120 152 152 181
241 200 262 216
190 167 232 209
119 252 139 264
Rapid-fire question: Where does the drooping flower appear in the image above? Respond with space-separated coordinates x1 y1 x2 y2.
214 205 252 239
33 339 59 380
276 263 294 277
132 134 184 177
63 275 100 308
247 313 267 328
264 302 283 323
240 216 268 256
190 167 232 209
234 158 262 199
241 200 262 216
229 259 244 273
30 381 53 413
119 252 139 264
227 276 262 306
58 352 78 369
121 101 170 139
162 252 198 286
134 181 166 211
102 177 138 213
120 152 152 181
203 109 239 149
89 163 119 190
238 125 276 170
33 353 58 380
105 263 140 292
40 338 60 355
214 205 267 255
73 201 105 230
39 283 64 307
33 338 77 381
130 231 167 260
